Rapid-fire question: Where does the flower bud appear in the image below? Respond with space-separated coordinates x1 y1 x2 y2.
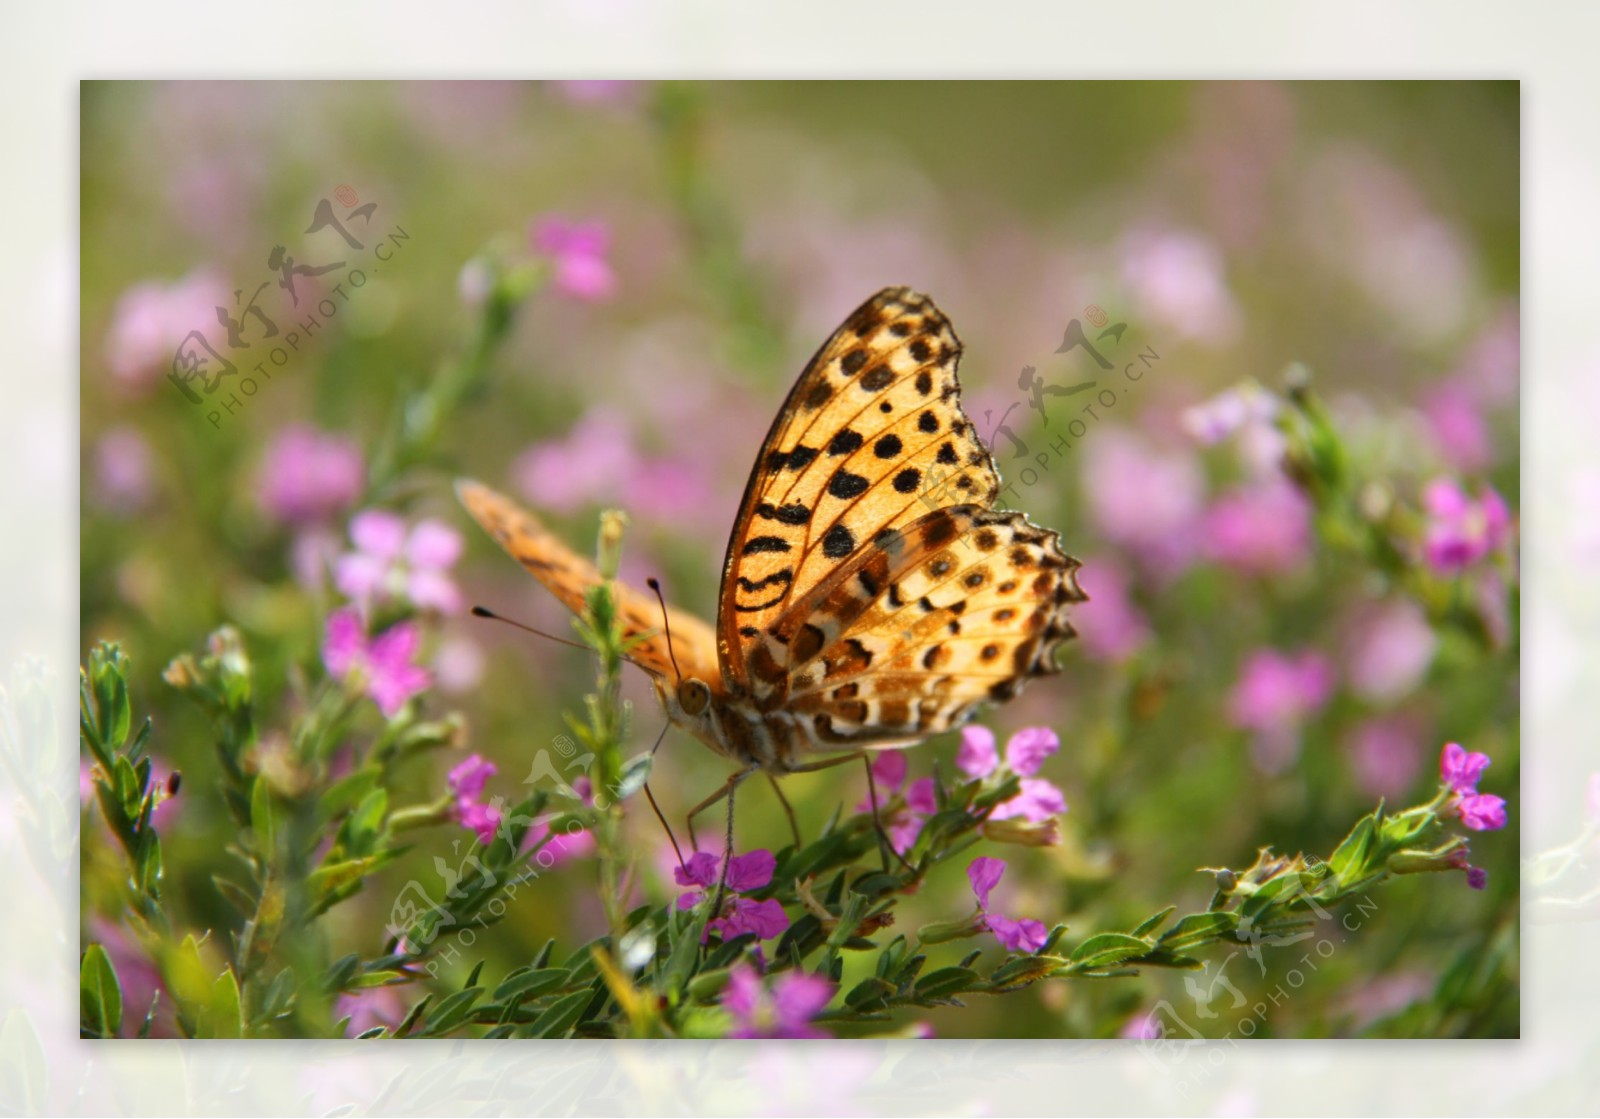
916 910 987 945
1386 838 1468 876
981 816 1062 847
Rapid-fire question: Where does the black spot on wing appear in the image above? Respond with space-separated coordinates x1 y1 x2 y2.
742 535 791 555
828 471 869 500
822 522 856 559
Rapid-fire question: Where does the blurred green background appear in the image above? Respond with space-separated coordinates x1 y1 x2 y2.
80 80 1519 1038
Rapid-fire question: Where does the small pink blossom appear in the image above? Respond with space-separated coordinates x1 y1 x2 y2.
335 985 407 1037
857 754 936 854
1181 383 1279 447
1457 793 1507 832
1466 866 1489 890
447 754 497 801
1422 380 1492 472
530 216 616 301
1120 1011 1164 1040
457 800 502 845
257 425 366 526
722 964 834 1039
1004 727 1059 776
1202 480 1313 575
334 511 463 615
957 725 999 780
1439 742 1492 795
93 427 156 513
322 607 432 718
967 857 1048 953
1082 428 1205 576
104 269 229 393
676 848 789 942
1073 561 1150 663
956 725 1069 825
1229 649 1335 774
1346 600 1437 704
1422 479 1512 572
989 777 1068 824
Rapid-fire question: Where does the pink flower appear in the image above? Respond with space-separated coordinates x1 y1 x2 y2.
1082 428 1205 576
513 409 710 518
1073 561 1150 663
956 725 1069 825
335 984 407 1037
676 849 789 942
530 216 616 301
722 964 835 1039
1439 742 1491 795
1117 226 1242 346
92 427 156 513
1439 743 1506 832
1422 380 1492 471
457 801 502 845
104 269 229 393
322 607 432 718
257 425 366 526
334 511 463 615
1229 649 1334 773
1346 600 1437 704
1346 716 1423 800
1466 866 1488 890
967 857 1048 954
857 754 937 854
1422 479 1512 572
1457 793 1507 832
1120 1011 1163 1040
550 80 643 106
447 754 497 801
1181 383 1278 447
1201 480 1313 575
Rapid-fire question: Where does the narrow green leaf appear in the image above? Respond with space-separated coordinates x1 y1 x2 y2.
1068 932 1152 970
209 970 243 1039
1158 911 1239 952
915 966 978 1001
1328 812 1378 884
250 777 276 857
1130 905 1177 939
528 989 593 1038
80 945 123 1038
421 987 483 1035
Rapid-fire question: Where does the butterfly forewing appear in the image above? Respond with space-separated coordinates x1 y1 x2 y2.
457 480 722 684
718 287 1007 701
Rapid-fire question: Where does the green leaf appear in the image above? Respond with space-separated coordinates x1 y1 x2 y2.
421 987 483 1035
989 954 1066 988
1130 905 1177 939
1328 812 1378 884
1158 911 1239 952
1068 932 1152 971
528 989 593 1038
844 976 895 1010
80 945 123 1038
250 777 276 857
914 966 979 1001
209 969 243 1039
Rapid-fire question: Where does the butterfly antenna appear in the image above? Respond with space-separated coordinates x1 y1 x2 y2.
643 719 687 868
469 605 590 652
645 577 684 683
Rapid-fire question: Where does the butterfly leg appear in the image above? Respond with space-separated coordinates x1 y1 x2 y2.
783 753 915 874
684 765 757 856
766 773 803 851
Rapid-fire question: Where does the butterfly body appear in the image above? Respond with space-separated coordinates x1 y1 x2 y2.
459 286 1086 781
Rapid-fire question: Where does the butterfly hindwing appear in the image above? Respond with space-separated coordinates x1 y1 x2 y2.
718 287 1005 700
456 480 721 683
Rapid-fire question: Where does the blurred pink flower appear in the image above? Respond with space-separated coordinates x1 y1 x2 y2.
1180 383 1279 447
1117 226 1242 346
722 964 835 1039
1229 649 1335 773
433 636 486 694
1422 479 1512 572
551 80 643 105
1201 479 1313 575
1073 561 1150 662
1346 716 1423 800
335 984 407 1037
1120 1011 1163 1040
1421 379 1491 472
92 426 156 513
968 856 1048 954
334 511 464 615
104 269 229 393
514 408 711 519
1082 428 1205 576
1345 600 1437 703
447 754 497 801
257 425 366 526
322 607 432 718
531 216 616 301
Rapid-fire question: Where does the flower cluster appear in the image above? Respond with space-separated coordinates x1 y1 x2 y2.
968 856 1048 953
322 608 432 718
334 510 464 617
447 754 503 845
1421 479 1512 572
719 964 835 1039
1440 742 1507 832
675 849 789 943
959 725 1068 837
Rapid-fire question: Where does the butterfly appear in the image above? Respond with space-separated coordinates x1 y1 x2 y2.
457 286 1085 850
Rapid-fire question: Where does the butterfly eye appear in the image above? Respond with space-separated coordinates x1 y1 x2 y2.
680 678 710 716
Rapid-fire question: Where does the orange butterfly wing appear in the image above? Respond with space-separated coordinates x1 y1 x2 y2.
715 287 1084 745
456 479 721 684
